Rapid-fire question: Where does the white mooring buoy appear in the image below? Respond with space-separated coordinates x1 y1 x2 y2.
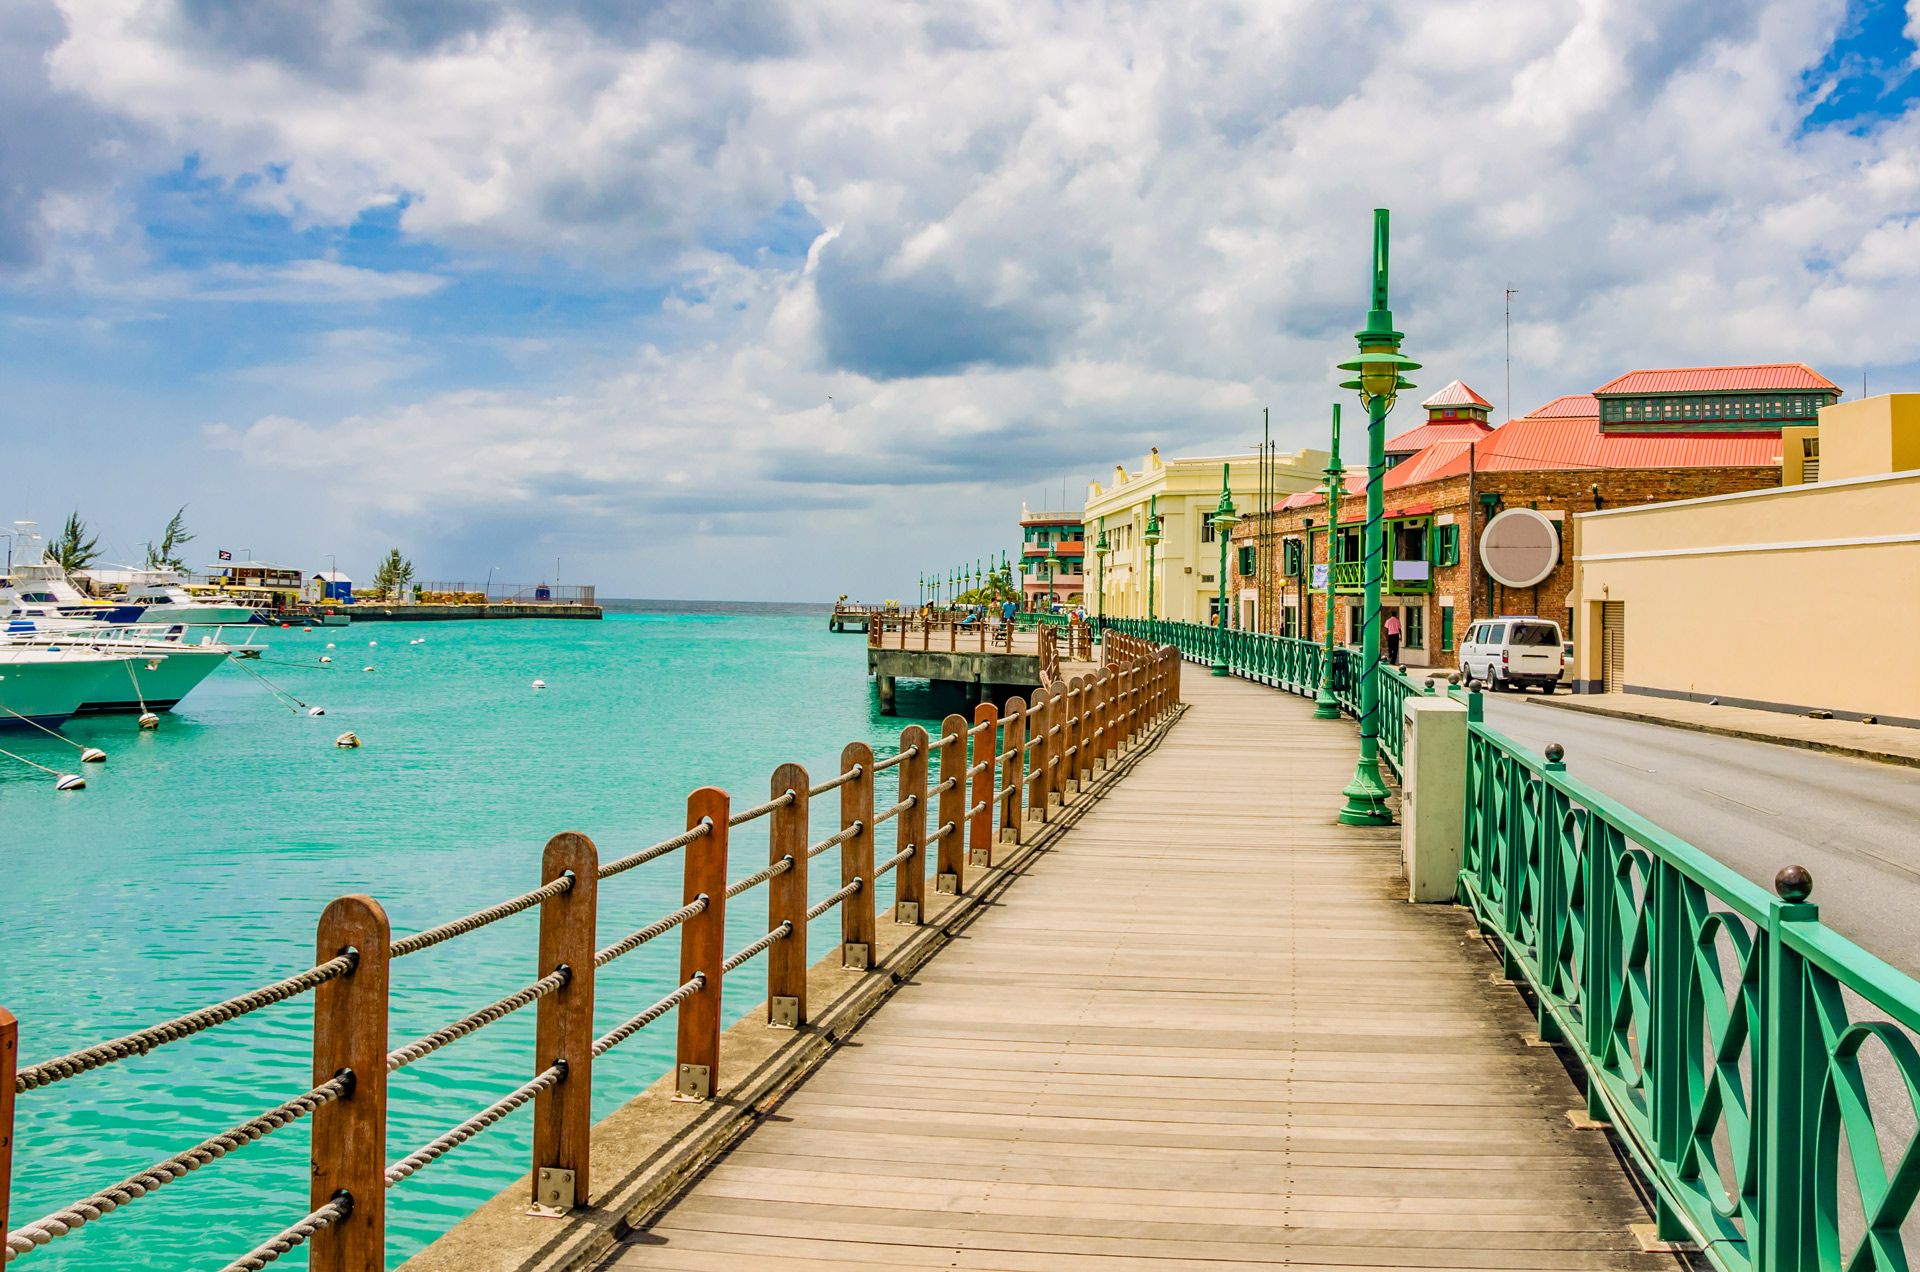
368 640 378 648
319 656 332 664
307 706 326 717
532 678 547 690
56 774 85 790
363 665 375 673
325 642 335 650
138 712 160 730
80 747 107 763
335 731 361 748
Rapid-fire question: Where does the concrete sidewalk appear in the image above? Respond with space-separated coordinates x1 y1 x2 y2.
1527 692 1920 769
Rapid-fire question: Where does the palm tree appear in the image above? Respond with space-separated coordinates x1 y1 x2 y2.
49 511 100 573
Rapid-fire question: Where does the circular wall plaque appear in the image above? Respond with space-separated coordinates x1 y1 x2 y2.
1479 508 1560 588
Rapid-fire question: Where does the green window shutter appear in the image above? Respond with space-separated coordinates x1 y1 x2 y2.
1439 605 1455 652
1238 545 1255 576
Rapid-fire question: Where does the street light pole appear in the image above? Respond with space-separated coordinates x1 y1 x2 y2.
1334 209 1420 827
1143 494 1162 623
1314 405 1346 719
1093 519 1109 628
1210 466 1240 676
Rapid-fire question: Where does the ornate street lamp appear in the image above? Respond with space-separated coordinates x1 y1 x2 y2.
1093 520 1110 626
1209 466 1240 676
1143 494 1162 622
1333 209 1420 827
1044 551 1061 609
1314 404 1346 720
1017 558 1031 610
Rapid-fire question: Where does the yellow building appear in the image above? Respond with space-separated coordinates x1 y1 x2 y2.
1571 393 1920 725
1085 445 1324 623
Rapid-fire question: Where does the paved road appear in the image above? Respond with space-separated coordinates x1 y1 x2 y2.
1472 693 1920 976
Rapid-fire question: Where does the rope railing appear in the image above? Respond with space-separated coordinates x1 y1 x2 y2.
216 1195 353 1272
0 641 1187 1272
596 896 708 968
385 1062 566 1186
592 975 704 1059
5 1073 351 1261
726 788 796 828
12 953 356 1093
389 876 573 959
598 820 711 881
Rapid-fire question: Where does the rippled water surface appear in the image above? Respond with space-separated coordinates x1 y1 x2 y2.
2 604 949 1269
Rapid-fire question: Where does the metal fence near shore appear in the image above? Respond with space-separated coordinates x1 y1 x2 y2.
0 639 1182 1270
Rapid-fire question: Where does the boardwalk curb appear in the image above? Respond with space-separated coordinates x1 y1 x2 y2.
401 702 1188 1272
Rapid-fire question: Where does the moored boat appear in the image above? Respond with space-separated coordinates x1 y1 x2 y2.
0 648 140 729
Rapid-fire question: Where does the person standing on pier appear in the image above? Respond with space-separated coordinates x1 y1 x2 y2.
1384 611 1402 665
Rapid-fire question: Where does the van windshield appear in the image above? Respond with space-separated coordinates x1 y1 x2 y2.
1510 622 1559 646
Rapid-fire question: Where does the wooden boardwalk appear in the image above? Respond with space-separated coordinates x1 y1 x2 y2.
605 671 1675 1271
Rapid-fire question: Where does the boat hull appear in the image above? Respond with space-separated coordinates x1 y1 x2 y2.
71 647 229 714
0 654 130 729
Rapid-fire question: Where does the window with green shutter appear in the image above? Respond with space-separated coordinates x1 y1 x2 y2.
1436 524 1459 566
1439 605 1455 652
1283 538 1303 575
1237 545 1256 576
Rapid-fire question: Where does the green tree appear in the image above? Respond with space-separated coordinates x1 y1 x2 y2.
370 548 415 601
49 511 100 573
145 506 195 571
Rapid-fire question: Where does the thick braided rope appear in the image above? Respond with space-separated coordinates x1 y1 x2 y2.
929 776 960 796
721 922 793 974
592 976 704 1058
387 967 571 1071
807 764 862 796
14 954 355 1093
724 854 793 900
726 789 795 828
389 876 572 959
597 821 710 881
805 878 862 922
871 744 920 773
807 823 861 858
215 1196 351 1272
384 1064 564 1186
594 897 706 969
927 821 958 843
4 1075 349 1260
874 846 916 878
872 795 916 827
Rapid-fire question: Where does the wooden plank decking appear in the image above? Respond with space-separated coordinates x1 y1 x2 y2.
605 670 1674 1271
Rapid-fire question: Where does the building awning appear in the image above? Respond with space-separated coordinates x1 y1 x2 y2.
1387 502 1433 518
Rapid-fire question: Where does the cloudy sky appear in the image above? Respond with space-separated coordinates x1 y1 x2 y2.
4 0 1918 599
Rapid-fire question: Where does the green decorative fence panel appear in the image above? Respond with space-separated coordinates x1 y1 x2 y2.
1463 718 1920 1272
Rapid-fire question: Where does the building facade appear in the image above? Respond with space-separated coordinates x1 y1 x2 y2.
1571 393 1920 724
1085 445 1324 623
1230 365 1835 668
1017 505 1084 609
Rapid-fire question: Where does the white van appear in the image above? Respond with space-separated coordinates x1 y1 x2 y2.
1460 617 1565 692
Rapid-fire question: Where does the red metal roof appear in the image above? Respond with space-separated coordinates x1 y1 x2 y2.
1385 419 1493 453
1593 363 1839 396
1420 379 1492 410
1409 412 1783 479
1274 472 1361 511
1526 393 1600 418
1385 439 1475 488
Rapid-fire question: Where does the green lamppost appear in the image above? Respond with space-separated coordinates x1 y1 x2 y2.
1017 558 1031 610
1313 404 1346 719
1209 466 1240 676
1143 494 1162 623
1093 520 1110 625
1334 209 1420 827
1044 551 1061 609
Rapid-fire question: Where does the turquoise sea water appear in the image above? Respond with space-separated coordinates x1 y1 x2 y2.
2 604 951 1270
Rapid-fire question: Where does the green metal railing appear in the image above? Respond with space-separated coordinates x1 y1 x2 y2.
1462 712 1920 1272
1100 618 1421 774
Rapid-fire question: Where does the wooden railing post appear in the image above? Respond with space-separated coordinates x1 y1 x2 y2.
1080 676 1098 785
531 832 599 1212
309 894 390 1272
675 788 728 1100
1027 690 1051 824
1000 696 1027 846
938 714 970 893
894 725 929 925
966 704 997 871
1 1006 14 1244
840 742 876 968
768 764 810 1028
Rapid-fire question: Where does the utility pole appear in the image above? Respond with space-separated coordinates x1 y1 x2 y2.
1505 287 1518 425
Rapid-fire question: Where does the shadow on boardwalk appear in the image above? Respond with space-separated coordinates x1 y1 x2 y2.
605 671 1679 1271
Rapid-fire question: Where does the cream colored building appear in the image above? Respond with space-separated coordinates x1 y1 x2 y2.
1084 445 1325 623
1571 394 1920 726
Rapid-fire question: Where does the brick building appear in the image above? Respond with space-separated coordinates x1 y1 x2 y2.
1231 364 1840 669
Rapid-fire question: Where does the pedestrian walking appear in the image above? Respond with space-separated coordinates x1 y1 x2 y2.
1384 611 1402 665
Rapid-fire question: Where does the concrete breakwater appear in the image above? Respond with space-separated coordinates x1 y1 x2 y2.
345 602 602 621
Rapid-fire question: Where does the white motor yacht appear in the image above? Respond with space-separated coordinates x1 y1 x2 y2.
0 647 145 729
119 569 259 626
3 628 231 714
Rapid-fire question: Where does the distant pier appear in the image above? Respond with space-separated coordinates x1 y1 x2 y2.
866 614 1094 712
345 602 602 621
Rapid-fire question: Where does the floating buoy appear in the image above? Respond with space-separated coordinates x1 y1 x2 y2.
280 622 290 628
532 678 547 690
138 712 160 730
334 731 361 748
80 747 107 764
55 774 85 790
362 665 375 673
306 706 326 717
303 626 312 633
319 656 332 664
325 642 335 650
368 640 378 648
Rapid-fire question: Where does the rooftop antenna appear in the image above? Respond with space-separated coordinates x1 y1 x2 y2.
1504 286 1518 422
